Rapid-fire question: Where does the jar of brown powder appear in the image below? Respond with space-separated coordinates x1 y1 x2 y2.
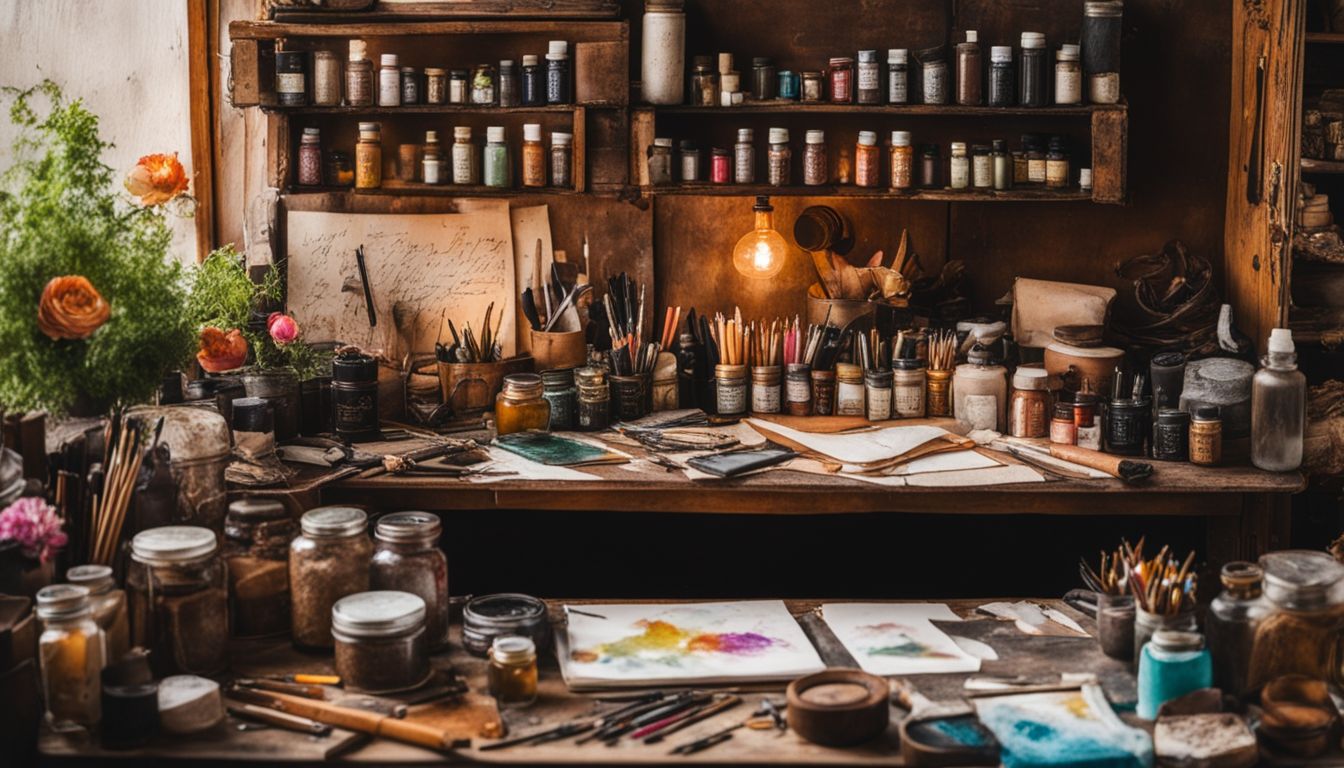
290 507 371 649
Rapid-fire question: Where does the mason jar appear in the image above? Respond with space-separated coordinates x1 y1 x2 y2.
290 506 372 649
371 512 450 650
223 498 295 638
127 526 229 676
332 591 431 694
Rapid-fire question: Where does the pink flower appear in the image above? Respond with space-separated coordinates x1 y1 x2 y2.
267 312 300 346
0 497 67 563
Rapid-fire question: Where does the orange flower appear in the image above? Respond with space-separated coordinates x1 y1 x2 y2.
196 327 248 373
36 276 110 341
125 152 189 206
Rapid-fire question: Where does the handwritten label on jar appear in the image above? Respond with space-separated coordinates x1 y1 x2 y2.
717 381 746 415
752 384 781 414
866 389 892 421
894 385 925 418
787 378 811 403
962 395 998 431
277 73 305 96
836 382 865 416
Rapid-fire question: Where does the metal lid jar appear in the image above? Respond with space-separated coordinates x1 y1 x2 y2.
127 526 228 676
462 593 550 657
371 512 450 650
36 584 104 729
125 406 231 531
223 499 294 638
332 352 380 442
1248 550 1344 689
67 564 130 663
332 591 431 693
496 373 551 435
290 507 371 649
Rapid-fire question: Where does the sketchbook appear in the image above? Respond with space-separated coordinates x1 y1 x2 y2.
822 603 983 675
557 601 826 690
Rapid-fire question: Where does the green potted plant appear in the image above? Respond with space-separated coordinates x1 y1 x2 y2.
0 82 194 416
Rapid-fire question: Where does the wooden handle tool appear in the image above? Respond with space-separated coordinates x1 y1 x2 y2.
1048 444 1153 484
227 687 459 752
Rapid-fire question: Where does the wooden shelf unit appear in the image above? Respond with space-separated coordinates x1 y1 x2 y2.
630 103 1127 204
1302 157 1344 174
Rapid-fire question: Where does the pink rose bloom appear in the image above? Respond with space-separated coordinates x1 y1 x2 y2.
0 497 68 563
267 312 300 346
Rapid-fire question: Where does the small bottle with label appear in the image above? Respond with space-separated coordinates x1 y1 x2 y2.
452 126 478 185
1055 44 1083 105
887 49 909 104
948 142 970 190
734 128 756 184
378 54 401 107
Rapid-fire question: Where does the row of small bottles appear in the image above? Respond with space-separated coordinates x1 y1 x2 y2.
647 131 1088 191
305 123 574 190
641 1 1124 107
273 39 572 108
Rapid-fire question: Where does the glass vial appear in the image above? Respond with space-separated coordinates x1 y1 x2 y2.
346 40 373 106
855 132 880 188
917 46 948 105
971 144 992 189
488 636 538 707
550 132 573 189
1083 0 1124 104
949 142 969 189
1055 44 1082 105
752 57 776 100
919 144 941 188
767 128 791 187
888 49 909 104
521 55 543 106
452 126 478 185
355 122 382 190
856 50 881 105
955 30 982 106
545 40 571 104
803 130 828 186
734 128 756 184
484 126 510 189
378 53 400 107
1018 32 1046 107
498 59 519 107
312 50 341 106
991 139 1011 190
522 123 546 188
890 131 913 189
988 46 1014 107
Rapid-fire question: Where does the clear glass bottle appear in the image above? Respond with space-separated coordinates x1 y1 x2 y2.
221 499 295 639
856 50 881 105
36 585 104 730
1206 562 1270 697
679 140 701 183
371 512 449 651
890 131 913 190
803 130 828 186
332 591 430 694
378 53 400 107
1249 550 1344 689
955 30 982 105
855 131 880 188
424 67 447 105
471 63 497 105
888 49 909 104
545 40 571 104
66 564 129 664
498 59 520 107
127 526 229 676
734 128 755 184
488 636 538 707
449 69 469 104
452 126 478 185
550 131 573 189
647 137 674 185
496 373 550 435
948 141 970 189
289 507 372 650
971 144 992 189
345 40 374 106
484 126 510 188
1252 328 1306 471
767 127 791 187
312 50 342 106
691 57 718 106
800 71 824 103
991 138 1011 190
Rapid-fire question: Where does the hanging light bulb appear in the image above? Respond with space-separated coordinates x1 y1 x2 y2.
732 195 788 279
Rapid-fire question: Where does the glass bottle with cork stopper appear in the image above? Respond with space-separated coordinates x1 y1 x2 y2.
345 39 374 106
496 373 550 435
488 636 538 707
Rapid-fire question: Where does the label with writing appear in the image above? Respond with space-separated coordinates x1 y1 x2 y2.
858 62 880 92
1088 73 1120 104
1055 69 1082 104
836 381 865 416
716 381 746 415
961 394 998 431
866 388 892 421
786 378 811 403
894 384 925 418
752 384 781 414
889 71 908 103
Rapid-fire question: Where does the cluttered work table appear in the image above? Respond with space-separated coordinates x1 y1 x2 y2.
287 415 1305 567
40 598 1140 766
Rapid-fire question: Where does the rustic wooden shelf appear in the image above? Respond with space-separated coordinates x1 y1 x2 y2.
285 181 589 197
265 104 584 115
230 19 626 38
1306 32 1344 44
1302 157 1344 174
653 103 1121 118
641 183 1092 202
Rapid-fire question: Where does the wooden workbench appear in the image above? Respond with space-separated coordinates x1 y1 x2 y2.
39 598 1135 766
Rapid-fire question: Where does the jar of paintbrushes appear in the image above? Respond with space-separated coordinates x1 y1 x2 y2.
926 330 956 417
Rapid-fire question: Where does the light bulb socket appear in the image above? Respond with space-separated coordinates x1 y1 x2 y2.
753 195 773 212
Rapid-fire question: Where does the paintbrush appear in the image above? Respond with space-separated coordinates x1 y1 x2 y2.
355 245 377 327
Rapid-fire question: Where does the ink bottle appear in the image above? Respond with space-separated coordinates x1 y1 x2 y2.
488 636 538 707
865 368 893 421
576 366 611 431
810 369 837 416
786 363 814 416
541 369 577 430
1206 562 1269 697
496 373 550 435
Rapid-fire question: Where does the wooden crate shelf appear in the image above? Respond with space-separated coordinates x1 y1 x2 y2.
652 103 1118 118
264 104 582 116
1302 157 1344 174
639 183 1091 202
267 0 621 22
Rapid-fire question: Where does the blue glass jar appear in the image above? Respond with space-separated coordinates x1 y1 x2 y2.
1137 630 1212 719
777 70 800 100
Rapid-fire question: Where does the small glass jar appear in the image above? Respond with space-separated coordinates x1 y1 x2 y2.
751 366 782 414
484 126 510 188
691 58 718 107
1019 32 1047 107
333 591 430 694
1013 147 1030 185
803 130 828 186
449 69 469 104
991 139 1011 191
541 369 578 430
971 144 992 189
647 137 674 185
289 507 372 650
471 63 497 105
346 40 374 107
521 54 543 106
326 150 354 186
523 123 547 188
811 369 837 416
423 158 442 185
1050 401 1078 444
919 144 941 188
551 132 574 189
1249 550 1344 689
452 126 479 185
498 59 520 107
611 373 652 421
1046 144 1070 189
1084 0 1123 104
1190 406 1223 466
400 66 420 106
925 368 951 417
948 142 970 190
1026 142 1047 185
864 368 893 421
488 636 538 707
1138 631 1212 721
66 565 129 663
890 131 913 190
371 512 450 651
1054 44 1082 105
734 128 756 184
1009 367 1051 438
463 594 551 657
312 50 342 106
888 49 909 104
127 526 228 676
917 46 948 105
1096 593 1135 661
679 140 701 183
545 40 571 104
37 585 104 730
777 69 800 100
953 350 1007 431
1154 409 1191 461
222 499 295 639
835 364 865 416
710 147 731 184
355 122 382 190
752 57 776 100
767 128 791 187
1133 607 1197 669
988 46 1014 107
828 57 854 103
576 366 611 431
715 364 747 416
496 373 551 435
424 67 447 105
298 127 322 186
1074 391 1102 450
856 50 881 105
855 131 880 188
892 360 927 418
378 53 400 107
800 71 824 103
786 363 813 416
1206 562 1269 697
275 50 307 107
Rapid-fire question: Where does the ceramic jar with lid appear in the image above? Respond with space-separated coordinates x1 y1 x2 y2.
223 498 295 638
1043 326 1124 397
66 564 129 664
1249 550 1344 689
953 346 1007 432
371 512 450 650
332 591 431 693
127 526 229 676
36 584 105 729
290 507 371 649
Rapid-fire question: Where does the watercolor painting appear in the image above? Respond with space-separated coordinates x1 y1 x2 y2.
558 601 826 689
973 686 1152 768
822 603 983 675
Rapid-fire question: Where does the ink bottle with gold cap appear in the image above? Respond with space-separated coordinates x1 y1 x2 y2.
488 635 538 707
495 374 550 436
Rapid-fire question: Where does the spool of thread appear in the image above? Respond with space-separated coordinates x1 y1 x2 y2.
101 681 159 749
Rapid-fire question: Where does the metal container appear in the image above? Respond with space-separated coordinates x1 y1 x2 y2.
124 406 230 532
241 369 301 441
462 593 550 658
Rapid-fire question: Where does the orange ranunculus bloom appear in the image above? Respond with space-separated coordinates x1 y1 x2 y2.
197 327 248 373
125 152 189 206
36 276 111 341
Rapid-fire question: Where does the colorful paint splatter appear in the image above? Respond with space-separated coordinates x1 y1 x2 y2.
857 622 957 659
571 619 782 665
